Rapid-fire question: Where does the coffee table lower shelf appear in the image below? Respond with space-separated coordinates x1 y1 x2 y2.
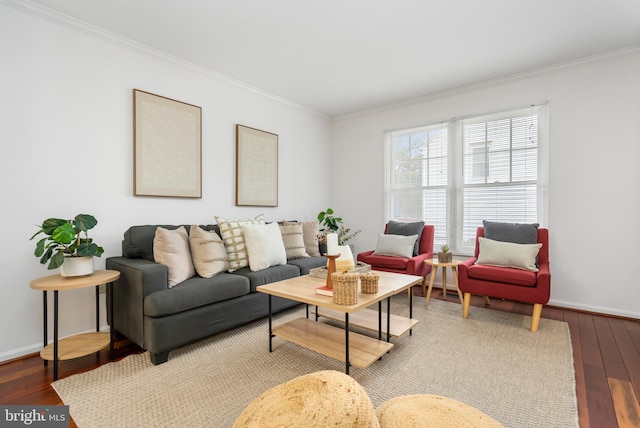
311 307 419 337
273 318 394 369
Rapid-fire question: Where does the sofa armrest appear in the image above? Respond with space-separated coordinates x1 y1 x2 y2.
106 257 169 348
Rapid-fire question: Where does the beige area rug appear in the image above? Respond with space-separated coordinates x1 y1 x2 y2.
52 296 578 428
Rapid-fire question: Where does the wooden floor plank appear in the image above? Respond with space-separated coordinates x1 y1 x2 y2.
608 318 640 398
608 378 640 428
594 316 629 381
564 310 590 428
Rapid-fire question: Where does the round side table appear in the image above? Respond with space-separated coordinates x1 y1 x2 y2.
423 258 463 305
30 269 120 380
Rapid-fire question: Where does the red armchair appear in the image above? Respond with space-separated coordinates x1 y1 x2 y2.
357 224 434 292
458 226 550 332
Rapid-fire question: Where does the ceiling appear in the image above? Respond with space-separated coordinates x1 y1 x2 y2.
22 0 640 117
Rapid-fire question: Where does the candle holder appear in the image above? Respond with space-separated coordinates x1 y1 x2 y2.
324 254 340 289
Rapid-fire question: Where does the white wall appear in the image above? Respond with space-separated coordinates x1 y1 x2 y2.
0 5 331 361
332 49 640 318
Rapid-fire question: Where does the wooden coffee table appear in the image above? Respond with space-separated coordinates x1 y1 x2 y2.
257 271 422 374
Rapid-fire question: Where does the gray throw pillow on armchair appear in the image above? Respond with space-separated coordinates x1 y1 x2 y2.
482 220 539 244
386 220 425 256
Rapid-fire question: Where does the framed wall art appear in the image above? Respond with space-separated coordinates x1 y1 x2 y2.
236 124 278 207
133 89 202 198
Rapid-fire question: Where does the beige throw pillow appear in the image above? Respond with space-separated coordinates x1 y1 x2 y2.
279 223 310 260
188 225 228 278
153 226 195 287
285 220 321 257
215 214 265 272
242 222 287 272
476 237 542 272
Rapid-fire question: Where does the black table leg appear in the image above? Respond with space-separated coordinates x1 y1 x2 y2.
386 296 391 342
345 312 350 375
42 291 48 367
268 295 273 352
53 290 59 381
95 285 100 332
378 301 382 341
109 282 114 361
410 286 414 336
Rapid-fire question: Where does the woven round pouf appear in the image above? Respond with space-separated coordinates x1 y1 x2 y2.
233 370 380 428
376 394 503 428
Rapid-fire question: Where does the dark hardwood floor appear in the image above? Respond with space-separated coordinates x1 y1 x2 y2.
1 287 638 428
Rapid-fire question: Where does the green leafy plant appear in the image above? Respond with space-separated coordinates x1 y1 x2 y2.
440 244 450 253
317 208 361 245
30 214 104 270
317 208 342 234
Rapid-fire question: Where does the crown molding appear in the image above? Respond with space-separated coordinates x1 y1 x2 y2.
2 0 329 119
333 44 640 122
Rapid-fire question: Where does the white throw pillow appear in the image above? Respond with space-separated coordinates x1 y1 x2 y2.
373 234 419 258
215 214 265 272
153 226 195 287
476 237 542 272
279 223 310 260
188 225 228 278
242 222 287 272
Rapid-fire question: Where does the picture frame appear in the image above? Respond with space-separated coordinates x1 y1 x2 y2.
133 89 202 198
236 124 278 207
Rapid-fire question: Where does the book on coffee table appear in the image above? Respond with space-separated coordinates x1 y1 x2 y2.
315 285 333 296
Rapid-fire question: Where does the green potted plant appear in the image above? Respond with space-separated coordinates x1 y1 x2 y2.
31 213 104 277
317 208 361 245
437 244 452 263
317 208 361 272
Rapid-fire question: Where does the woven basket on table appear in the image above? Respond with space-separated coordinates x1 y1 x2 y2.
331 272 360 305
360 272 379 294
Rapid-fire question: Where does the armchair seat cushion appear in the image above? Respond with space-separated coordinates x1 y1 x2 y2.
359 253 409 270
467 263 537 287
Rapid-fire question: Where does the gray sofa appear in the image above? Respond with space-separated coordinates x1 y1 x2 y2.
106 224 326 365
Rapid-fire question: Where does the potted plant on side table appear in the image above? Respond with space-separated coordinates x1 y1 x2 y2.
437 244 452 263
31 213 104 277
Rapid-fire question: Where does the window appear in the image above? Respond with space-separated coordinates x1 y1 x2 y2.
386 105 547 254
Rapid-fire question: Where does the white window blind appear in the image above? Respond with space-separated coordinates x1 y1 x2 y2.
387 105 546 254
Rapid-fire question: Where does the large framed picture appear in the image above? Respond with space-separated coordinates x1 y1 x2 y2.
236 124 278 207
133 89 202 198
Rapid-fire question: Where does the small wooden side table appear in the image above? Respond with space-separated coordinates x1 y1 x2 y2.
424 258 463 305
30 269 120 380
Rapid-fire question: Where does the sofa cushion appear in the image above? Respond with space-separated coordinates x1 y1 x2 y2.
144 273 250 317
359 253 409 270
232 264 301 292
153 226 195 287
189 225 228 278
216 214 265 272
483 220 539 244
122 224 221 260
387 220 425 256
279 223 310 260
242 222 288 271
373 234 418 259
476 237 542 272
467 263 538 287
287 256 327 275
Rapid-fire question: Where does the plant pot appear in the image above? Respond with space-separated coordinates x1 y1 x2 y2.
437 252 452 263
60 256 94 277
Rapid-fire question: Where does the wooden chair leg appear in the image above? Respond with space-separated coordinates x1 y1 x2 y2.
462 293 471 319
483 296 491 305
531 303 543 332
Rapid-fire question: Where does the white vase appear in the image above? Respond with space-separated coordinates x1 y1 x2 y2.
335 245 355 273
60 256 94 277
